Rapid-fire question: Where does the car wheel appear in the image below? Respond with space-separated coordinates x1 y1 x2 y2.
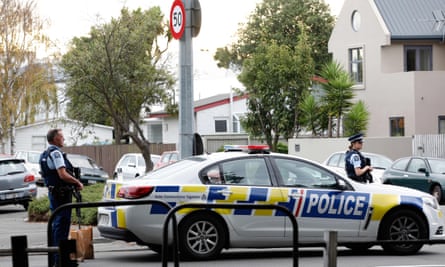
380 209 427 255
179 213 226 260
430 184 442 203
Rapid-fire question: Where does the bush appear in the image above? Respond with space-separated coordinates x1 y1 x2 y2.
28 183 105 225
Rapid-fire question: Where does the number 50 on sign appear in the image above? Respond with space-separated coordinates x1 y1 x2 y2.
170 0 186 40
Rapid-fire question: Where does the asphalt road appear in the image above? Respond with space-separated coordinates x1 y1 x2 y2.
2 188 445 267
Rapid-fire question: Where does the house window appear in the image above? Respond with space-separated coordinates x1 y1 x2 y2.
439 116 445 134
404 45 432 71
148 124 162 143
349 47 363 85
390 117 405 136
215 119 227 133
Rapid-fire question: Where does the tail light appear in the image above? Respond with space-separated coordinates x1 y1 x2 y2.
24 174 35 183
117 185 154 199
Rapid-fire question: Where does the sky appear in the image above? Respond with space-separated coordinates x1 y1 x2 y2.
37 0 345 100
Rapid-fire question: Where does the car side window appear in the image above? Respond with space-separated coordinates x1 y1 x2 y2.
327 153 341 167
276 158 337 188
392 158 410 171
219 158 271 186
407 158 426 173
137 155 145 168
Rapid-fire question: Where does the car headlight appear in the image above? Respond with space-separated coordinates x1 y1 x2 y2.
101 173 109 179
423 196 439 210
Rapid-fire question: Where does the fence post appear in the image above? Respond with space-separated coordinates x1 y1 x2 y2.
59 239 77 267
11 235 29 267
323 231 337 267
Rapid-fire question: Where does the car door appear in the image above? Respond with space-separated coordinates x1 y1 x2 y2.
386 157 432 192
119 155 138 180
205 157 286 238
273 157 368 242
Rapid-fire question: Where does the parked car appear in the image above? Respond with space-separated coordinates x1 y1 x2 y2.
0 157 37 210
113 153 161 180
323 151 393 183
97 145 444 260
67 154 109 185
153 150 179 169
381 156 445 203
14 150 43 186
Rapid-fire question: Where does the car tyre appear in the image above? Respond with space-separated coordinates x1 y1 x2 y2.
179 213 226 260
22 201 29 211
380 209 427 255
430 184 442 203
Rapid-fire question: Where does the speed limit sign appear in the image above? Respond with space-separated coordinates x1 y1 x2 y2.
170 0 186 40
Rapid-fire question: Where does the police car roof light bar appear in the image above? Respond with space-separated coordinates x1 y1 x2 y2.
223 145 270 154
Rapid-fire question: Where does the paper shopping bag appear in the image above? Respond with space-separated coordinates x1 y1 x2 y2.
69 226 94 261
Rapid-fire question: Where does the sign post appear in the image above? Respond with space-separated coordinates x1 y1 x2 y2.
170 0 201 159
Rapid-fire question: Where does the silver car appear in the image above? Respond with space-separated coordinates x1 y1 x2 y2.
0 157 37 210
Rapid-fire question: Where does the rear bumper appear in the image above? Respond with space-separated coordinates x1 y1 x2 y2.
97 225 146 244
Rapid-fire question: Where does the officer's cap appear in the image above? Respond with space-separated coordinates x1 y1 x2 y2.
348 133 363 143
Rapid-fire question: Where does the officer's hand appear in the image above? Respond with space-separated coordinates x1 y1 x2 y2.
76 181 84 191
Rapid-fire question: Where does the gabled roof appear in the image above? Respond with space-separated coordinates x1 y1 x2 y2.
147 93 248 119
375 0 445 40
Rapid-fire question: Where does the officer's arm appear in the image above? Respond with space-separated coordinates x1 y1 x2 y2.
354 165 372 177
57 167 84 190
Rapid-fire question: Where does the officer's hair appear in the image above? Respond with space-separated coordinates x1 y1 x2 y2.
47 128 62 142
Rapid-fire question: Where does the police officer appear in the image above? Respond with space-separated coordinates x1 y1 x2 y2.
345 133 373 183
43 129 83 267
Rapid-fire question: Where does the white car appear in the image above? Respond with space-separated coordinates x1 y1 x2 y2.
113 153 160 180
323 151 393 183
98 145 445 260
14 150 43 186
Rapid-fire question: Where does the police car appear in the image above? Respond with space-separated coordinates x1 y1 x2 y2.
97 145 445 260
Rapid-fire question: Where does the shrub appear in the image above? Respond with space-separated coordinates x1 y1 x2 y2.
28 183 105 225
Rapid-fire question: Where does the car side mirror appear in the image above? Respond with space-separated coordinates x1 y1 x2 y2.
418 168 430 177
336 178 349 190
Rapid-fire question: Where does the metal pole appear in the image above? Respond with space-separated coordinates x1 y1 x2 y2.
324 231 337 267
11 236 28 267
178 0 194 159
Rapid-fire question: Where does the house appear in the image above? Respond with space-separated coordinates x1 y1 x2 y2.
329 0 445 137
5 118 113 153
144 93 248 144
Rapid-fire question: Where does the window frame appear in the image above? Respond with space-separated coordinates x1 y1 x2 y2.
404 45 432 72
348 46 364 87
389 117 405 137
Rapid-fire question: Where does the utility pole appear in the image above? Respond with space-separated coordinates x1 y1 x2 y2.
171 0 201 159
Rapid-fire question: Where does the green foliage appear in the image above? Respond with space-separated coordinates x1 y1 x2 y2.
214 0 334 72
343 101 369 137
61 7 176 170
276 142 288 154
0 0 58 146
28 183 105 225
298 92 326 136
239 23 315 151
319 61 355 137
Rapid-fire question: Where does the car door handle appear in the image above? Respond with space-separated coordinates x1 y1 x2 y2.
217 189 232 196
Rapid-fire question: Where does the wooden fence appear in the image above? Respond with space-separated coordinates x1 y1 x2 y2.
63 143 176 178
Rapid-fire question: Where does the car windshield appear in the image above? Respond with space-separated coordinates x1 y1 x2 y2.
428 158 445 174
142 157 206 180
368 155 392 169
69 155 97 169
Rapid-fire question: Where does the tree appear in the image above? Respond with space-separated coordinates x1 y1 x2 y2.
319 61 355 137
298 92 328 136
343 100 369 137
214 0 334 72
0 0 58 154
60 7 175 171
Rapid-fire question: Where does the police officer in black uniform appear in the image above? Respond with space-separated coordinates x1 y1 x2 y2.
345 133 373 183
